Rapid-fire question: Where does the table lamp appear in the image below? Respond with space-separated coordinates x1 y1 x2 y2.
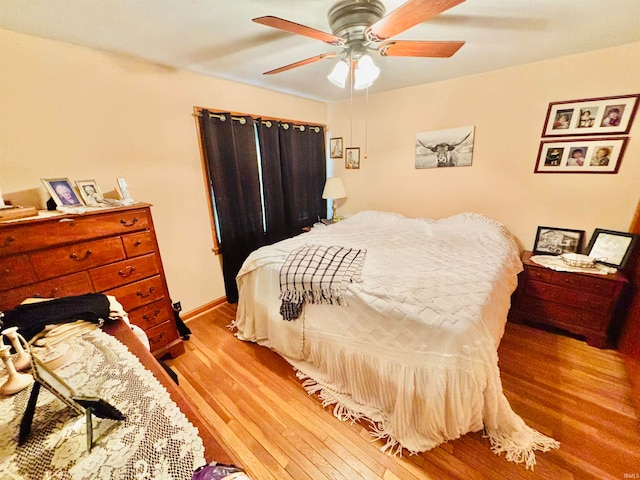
322 177 347 220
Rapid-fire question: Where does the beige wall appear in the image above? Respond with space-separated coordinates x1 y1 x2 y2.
0 28 327 312
2 27 639 312
327 42 640 251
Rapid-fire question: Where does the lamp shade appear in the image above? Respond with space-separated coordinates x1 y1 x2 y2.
354 54 380 90
327 59 349 88
322 177 347 200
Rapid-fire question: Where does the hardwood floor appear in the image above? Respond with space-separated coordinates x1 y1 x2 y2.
166 303 640 479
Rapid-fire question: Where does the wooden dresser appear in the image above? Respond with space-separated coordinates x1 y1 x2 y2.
0 204 184 358
508 251 628 348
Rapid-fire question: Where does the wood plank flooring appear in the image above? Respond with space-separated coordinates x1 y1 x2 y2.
166 303 640 479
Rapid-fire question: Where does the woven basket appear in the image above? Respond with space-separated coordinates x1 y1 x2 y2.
561 253 596 268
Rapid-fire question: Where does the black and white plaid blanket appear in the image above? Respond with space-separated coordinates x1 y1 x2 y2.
279 244 367 321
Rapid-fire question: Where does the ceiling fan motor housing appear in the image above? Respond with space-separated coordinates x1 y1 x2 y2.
327 0 385 48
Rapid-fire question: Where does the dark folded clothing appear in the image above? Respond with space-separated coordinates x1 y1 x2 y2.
0 293 111 341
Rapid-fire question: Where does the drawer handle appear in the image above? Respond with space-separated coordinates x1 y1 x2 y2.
70 250 92 261
143 309 161 321
118 266 136 277
1 236 15 248
34 288 59 298
134 240 142 247
136 286 156 298
120 217 139 227
149 331 166 345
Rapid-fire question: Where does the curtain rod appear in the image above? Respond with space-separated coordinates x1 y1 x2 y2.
194 111 321 131
193 107 325 130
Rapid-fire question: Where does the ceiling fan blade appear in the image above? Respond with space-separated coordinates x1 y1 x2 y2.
263 52 337 75
368 0 465 41
379 40 464 57
253 16 343 45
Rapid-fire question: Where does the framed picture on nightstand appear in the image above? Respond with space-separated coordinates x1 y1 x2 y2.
533 226 585 255
586 228 639 269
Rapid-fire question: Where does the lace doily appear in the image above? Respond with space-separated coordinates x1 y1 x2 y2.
530 255 616 275
0 329 205 479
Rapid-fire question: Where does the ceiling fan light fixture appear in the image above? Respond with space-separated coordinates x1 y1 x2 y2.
354 54 380 90
327 59 349 88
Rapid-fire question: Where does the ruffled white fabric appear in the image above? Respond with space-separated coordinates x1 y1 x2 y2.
234 210 559 469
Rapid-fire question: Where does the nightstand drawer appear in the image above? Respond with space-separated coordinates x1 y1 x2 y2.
0 255 36 291
519 295 606 331
30 237 126 281
550 270 617 296
90 253 160 291
527 280 613 313
525 265 555 283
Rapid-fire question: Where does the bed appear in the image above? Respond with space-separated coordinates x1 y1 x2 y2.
233 210 559 469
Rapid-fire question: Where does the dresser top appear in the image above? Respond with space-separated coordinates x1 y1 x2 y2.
0 202 151 228
522 250 627 282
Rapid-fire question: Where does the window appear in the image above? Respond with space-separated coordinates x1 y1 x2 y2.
195 107 326 302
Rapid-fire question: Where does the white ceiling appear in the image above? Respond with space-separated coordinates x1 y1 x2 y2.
2 0 640 103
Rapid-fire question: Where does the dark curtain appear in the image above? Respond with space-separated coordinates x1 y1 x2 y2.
277 123 327 236
198 110 264 303
256 120 288 245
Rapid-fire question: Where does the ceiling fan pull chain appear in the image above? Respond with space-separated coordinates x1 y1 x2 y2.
364 86 369 159
349 52 354 148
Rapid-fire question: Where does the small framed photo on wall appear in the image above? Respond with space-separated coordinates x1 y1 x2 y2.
534 137 628 174
330 137 343 158
541 93 639 137
345 147 360 169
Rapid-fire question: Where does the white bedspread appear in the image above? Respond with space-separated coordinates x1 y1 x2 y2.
234 210 559 469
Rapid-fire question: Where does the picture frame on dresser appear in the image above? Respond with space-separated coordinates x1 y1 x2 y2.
586 228 639 269
41 178 84 207
541 93 640 137
533 226 585 255
75 179 105 206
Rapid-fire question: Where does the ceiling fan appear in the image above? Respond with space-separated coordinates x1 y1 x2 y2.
253 0 466 88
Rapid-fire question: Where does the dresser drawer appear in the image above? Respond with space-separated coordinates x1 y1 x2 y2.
104 275 166 312
90 253 160 291
30 237 125 281
122 232 156 258
518 295 606 331
0 209 150 256
146 320 180 352
0 272 93 311
524 265 555 283
549 270 618 296
0 255 37 291
128 299 172 330
527 280 614 313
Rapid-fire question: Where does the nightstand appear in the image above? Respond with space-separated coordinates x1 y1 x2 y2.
508 251 628 348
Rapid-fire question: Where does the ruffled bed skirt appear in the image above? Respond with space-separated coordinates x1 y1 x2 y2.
276 334 559 470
